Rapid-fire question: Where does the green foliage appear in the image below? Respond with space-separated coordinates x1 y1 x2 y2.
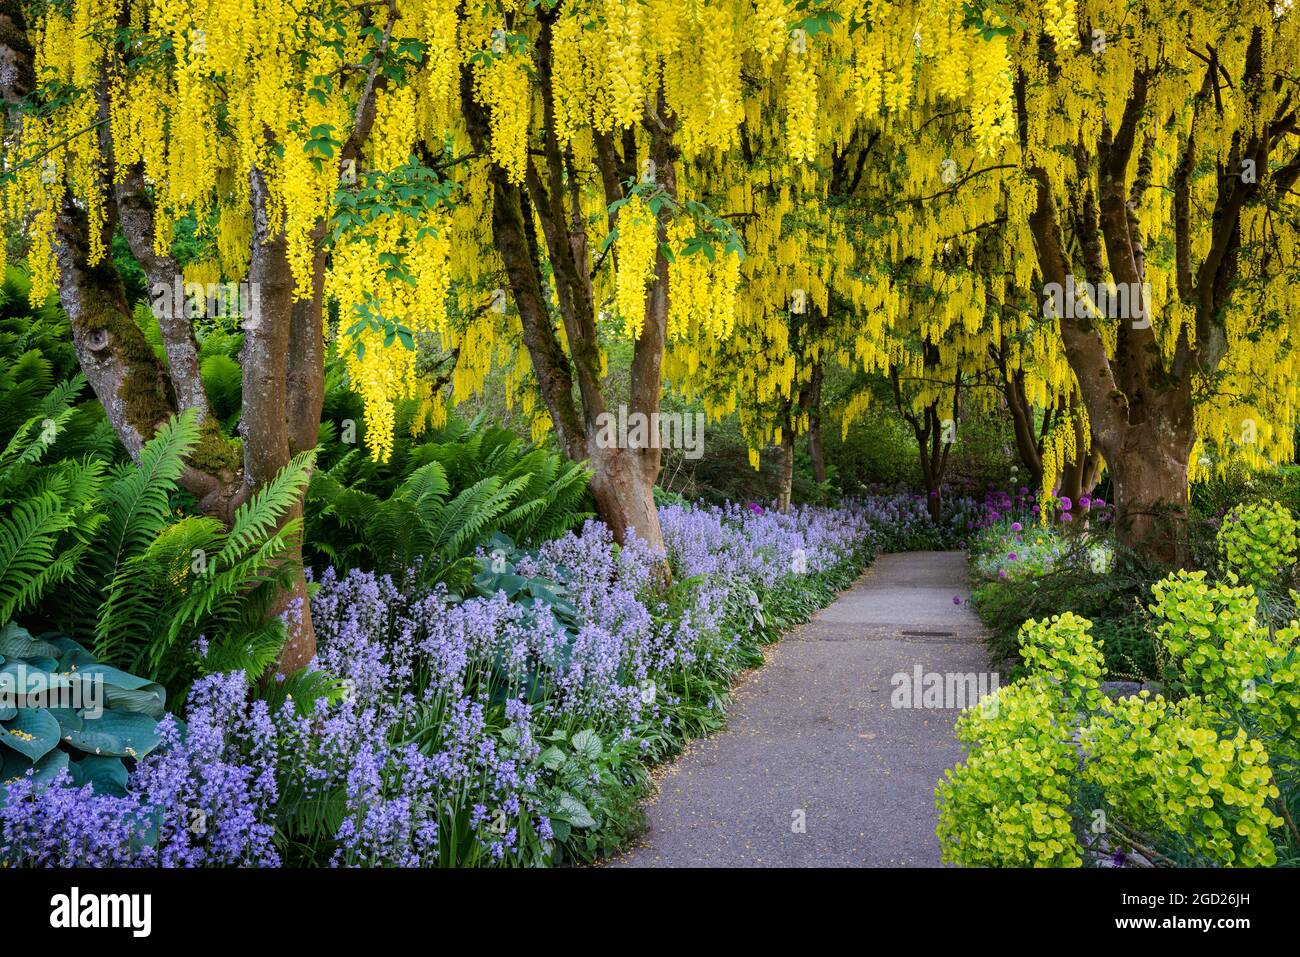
0 360 108 624
305 417 592 586
88 411 315 689
938 577 1296 868
534 726 645 865
936 677 1082 867
970 522 1162 680
0 624 166 802
1217 499 1298 588
1082 694 1282 867
1017 612 1104 712
1150 570 1300 758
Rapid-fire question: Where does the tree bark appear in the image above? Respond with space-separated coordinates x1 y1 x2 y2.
777 431 795 512
244 168 316 673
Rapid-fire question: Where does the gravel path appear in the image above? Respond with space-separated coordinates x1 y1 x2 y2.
608 551 990 867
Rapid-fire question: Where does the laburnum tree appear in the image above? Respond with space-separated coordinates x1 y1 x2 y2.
659 0 1026 510
1 0 478 670
1005 0 1300 562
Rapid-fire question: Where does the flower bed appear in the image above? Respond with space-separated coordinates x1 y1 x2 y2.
2 500 898 867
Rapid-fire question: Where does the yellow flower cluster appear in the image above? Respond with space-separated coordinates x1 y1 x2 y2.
326 209 454 461
665 222 740 345
613 195 660 340
1042 0 1078 53
475 49 532 186
784 46 820 163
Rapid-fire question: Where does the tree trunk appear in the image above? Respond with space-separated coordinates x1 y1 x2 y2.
458 26 672 555
778 431 795 512
245 168 316 674
589 445 661 550
1106 420 1195 567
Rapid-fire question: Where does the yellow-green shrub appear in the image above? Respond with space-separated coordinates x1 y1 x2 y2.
1018 611 1105 712
936 678 1081 867
1151 570 1300 753
1083 694 1283 867
1217 499 1298 586
936 594 1289 868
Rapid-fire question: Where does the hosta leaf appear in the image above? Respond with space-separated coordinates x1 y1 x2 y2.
63 709 162 759
0 623 61 660
69 754 130 796
0 707 61 761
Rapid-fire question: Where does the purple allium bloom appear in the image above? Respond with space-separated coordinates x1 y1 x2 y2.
1059 497 1072 511
1011 522 1023 532
1061 513 1073 523
1079 496 1091 508
1007 552 1017 561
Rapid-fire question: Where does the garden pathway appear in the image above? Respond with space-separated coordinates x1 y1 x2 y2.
608 550 988 867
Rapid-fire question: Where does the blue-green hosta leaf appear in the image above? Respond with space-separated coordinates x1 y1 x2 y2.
102 685 167 720
0 707 61 762
53 637 99 671
62 709 162 759
69 754 130 797
0 747 69 794
76 665 166 718
0 623 61 660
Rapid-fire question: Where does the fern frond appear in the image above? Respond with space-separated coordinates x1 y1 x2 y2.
216 450 315 566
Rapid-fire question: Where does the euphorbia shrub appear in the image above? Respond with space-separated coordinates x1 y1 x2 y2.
936 595 1291 868
1216 499 1298 587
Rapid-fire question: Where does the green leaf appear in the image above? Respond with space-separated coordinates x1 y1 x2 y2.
570 728 601 760
0 622 61 659
0 707 61 762
539 745 566 771
554 793 596 829
1 746 68 788
68 754 130 796
62 709 163 759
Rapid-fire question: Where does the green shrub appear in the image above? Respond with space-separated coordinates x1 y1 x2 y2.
938 578 1296 868
1216 499 1298 587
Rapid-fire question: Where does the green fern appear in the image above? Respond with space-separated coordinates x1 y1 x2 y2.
92 443 316 687
303 411 593 585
